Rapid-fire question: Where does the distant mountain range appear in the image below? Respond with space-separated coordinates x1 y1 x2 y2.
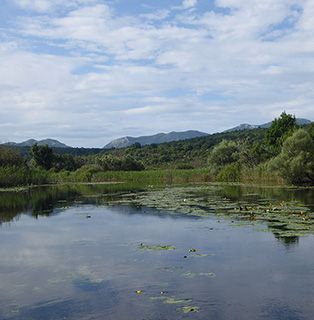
224 118 312 132
2 118 311 150
104 130 208 149
3 139 70 148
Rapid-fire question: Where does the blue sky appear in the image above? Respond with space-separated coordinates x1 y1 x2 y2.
0 0 313 147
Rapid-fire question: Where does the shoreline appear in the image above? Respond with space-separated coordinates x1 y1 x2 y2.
1 180 313 193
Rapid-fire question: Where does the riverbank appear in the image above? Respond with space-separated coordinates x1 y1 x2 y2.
2 167 309 193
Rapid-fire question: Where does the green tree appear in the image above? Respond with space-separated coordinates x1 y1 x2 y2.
270 129 314 184
0 147 24 166
53 154 78 171
265 112 296 153
208 140 239 168
121 155 144 171
30 144 54 170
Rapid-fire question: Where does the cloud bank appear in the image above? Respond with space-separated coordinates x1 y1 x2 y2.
0 0 313 147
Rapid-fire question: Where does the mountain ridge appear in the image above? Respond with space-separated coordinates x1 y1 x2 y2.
104 130 209 149
3 138 71 148
224 118 312 132
1 118 311 150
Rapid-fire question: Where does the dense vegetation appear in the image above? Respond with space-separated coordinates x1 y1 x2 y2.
0 112 313 188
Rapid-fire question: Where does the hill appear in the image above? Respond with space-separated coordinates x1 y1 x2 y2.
3 139 71 148
104 130 208 149
225 118 312 132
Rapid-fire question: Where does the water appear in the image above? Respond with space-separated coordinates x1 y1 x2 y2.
0 184 314 319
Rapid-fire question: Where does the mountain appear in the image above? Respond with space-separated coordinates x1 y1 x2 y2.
3 139 71 148
225 118 312 132
104 130 208 149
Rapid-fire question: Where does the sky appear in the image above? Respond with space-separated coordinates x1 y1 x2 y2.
0 0 313 147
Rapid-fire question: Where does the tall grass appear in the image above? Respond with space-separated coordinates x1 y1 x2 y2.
0 163 286 189
49 167 212 186
240 165 285 185
0 165 48 188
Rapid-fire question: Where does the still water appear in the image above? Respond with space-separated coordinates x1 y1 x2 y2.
0 184 314 320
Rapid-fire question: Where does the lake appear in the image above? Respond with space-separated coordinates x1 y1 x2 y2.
0 183 314 320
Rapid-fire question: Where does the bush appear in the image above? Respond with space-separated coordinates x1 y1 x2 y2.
0 147 24 166
208 140 239 168
95 154 144 171
216 163 241 182
270 129 314 184
74 164 102 182
176 163 194 170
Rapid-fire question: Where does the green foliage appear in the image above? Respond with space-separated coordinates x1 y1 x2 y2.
208 140 239 168
31 144 54 170
237 141 270 167
176 163 195 170
72 165 102 182
306 122 314 139
265 112 296 153
270 129 314 184
0 113 312 187
0 147 24 166
95 154 144 171
53 153 80 171
0 165 48 187
216 163 241 182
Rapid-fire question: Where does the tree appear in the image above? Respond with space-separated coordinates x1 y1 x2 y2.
270 129 314 184
30 144 54 170
95 154 144 171
265 112 296 153
0 147 24 166
121 155 144 171
53 154 78 171
208 140 239 168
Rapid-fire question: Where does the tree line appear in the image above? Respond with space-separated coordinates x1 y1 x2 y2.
0 112 313 187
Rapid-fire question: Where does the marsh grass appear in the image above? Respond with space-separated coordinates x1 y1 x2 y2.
50 168 212 186
0 165 48 188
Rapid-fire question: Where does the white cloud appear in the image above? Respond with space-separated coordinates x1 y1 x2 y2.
0 0 313 146
14 0 53 12
182 0 198 9
13 0 98 12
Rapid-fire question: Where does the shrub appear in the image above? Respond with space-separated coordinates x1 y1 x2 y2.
0 147 24 166
270 129 314 184
208 140 239 168
216 163 241 182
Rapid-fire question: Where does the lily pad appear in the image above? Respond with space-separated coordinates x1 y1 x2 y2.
181 306 200 313
104 186 314 239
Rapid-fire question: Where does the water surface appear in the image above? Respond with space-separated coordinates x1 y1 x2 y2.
0 184 313 320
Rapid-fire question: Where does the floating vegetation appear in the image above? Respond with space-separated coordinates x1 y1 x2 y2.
138 244 176 251
181 306 200 313
164 297 192 305
182 272 216 279
104 186 314 239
